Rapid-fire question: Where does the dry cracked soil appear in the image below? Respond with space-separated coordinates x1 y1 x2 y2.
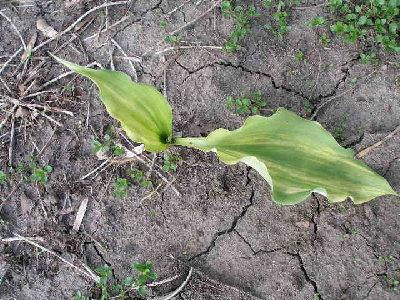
0 0 399 299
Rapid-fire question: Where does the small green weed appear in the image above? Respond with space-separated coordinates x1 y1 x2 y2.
293 50 306 63
307 16 327 26
0 219 9 230
29 163 52 183
92 128 123 157
339 229 358 240
378 256 396 263
0 171 6 184
384 276 400 291
113 178 128 198
303 100 313 116
338 204 348 213
333 115 347 143
164 34 183 46
395 76 400 88
128 168 153 188
162 153 181 172
73 261 157 300
328 0 400 51
221 1 260 52
159 21 169 28
62 85 75 91
319 35 331 44
360 51 378 64
225 91 269 115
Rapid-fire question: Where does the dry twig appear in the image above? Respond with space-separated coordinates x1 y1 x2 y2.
111 38 138 81
356 125 400 158
32 1 129 52
0 11 26 50
0 47 23 75
5 233 100 282
310 71 377 120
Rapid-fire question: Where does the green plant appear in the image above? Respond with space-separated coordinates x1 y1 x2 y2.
333 115 347 143
221 1 260 52
113 178 128 198
303 100 313 116
63 85 75 91
74 261 157 300
264 9 291 40
53 56 397 205
293 50 306 63
328 0 400 51
225 91 269 115
29 163 52 183
307 16 327 26
164 34 183 46
92 129 124 157
0 219 9 230
161 153 181 172
319 35 331 43
128 168 153 187
385 276 400 291
378 256 396 263
159 21 168 28
0 171 6 183
360 51 378 64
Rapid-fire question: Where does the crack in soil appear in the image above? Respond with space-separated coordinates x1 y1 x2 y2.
159 191 170 229
175 59 312 100
87 241 117 280
287 252 323 300
188 189 256 261
175 57 357 111
383 157 400 177
234 229 285 256
311 195 321 244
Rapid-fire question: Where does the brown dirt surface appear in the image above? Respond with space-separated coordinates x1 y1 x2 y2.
0 0 399 299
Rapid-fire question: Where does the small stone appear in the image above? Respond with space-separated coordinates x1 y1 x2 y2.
295 221 310 228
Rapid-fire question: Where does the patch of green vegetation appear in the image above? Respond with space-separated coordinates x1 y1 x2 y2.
73 261 157 300
378 255 396 263
225 90 269 115
29 164 52 183
113 178 128 198
128 168 153 188
264 11 291 40
328 0 400 51
319 34 331 44
221 1 260 52
62 85 75 91
0 171 6 184
164 34 183 46
384 276 400 291
293 50 306 63
303 100 313 116
338 203 348 213
394 76 400 88
349 77 358 86
360 51 378 64
0 219 9 230
162 153 181 172
307 16 327 26
339 229 358 240
92 127 123 157
333 115 348 143
159 21 169 28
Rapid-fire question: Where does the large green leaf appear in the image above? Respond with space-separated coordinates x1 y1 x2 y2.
175 108 397 204
53 56 172 152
